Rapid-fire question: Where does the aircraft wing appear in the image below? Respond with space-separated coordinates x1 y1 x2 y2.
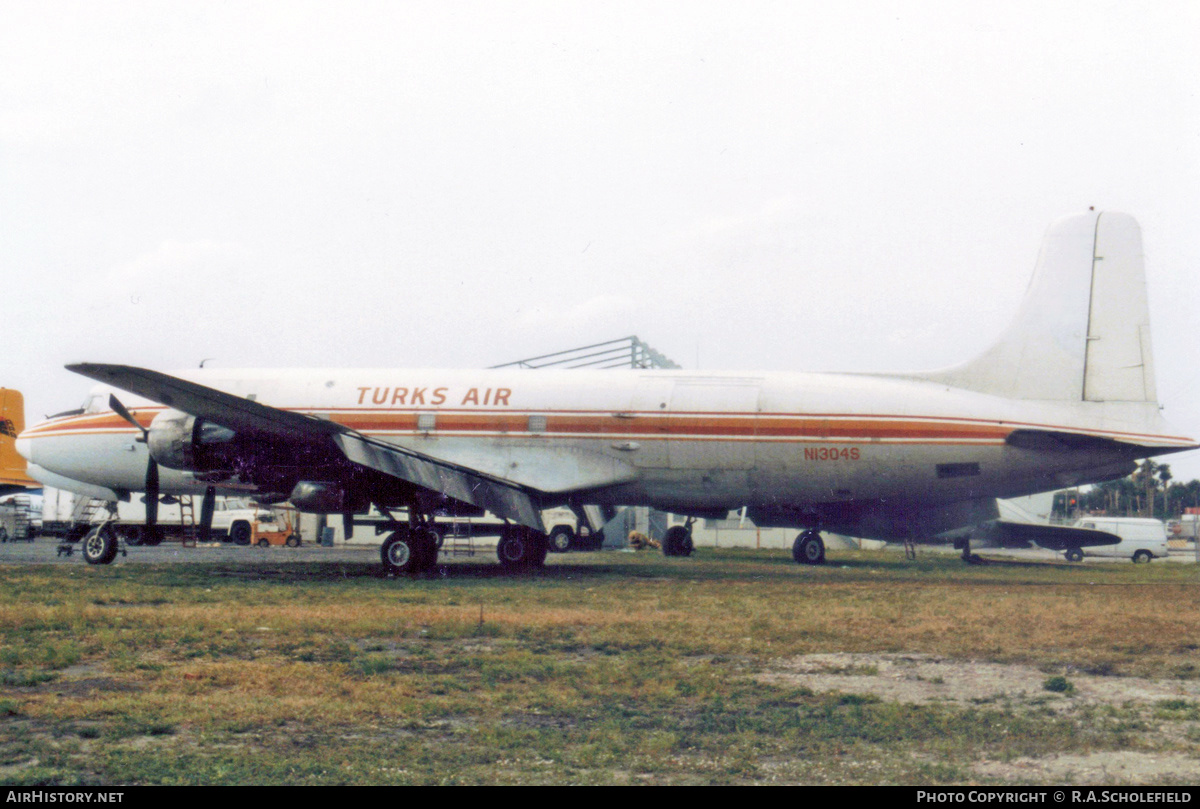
66 363 544 529
67 364 344 440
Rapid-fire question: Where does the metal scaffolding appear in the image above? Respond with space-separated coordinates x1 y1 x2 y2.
490 336 680 370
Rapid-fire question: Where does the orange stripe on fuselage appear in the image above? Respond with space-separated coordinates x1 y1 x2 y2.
18 406 1192 447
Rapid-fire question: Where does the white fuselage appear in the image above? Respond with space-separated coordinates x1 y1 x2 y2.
16 367 1191 539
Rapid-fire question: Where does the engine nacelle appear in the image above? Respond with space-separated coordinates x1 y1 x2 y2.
146 409 239 472
288 480 369 514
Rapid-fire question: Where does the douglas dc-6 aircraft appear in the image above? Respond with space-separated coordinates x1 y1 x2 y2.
16 211 1197 571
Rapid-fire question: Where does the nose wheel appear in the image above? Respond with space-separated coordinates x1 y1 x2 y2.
82 524 126 565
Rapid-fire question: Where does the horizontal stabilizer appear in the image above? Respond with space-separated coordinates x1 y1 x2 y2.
993 520 1120 551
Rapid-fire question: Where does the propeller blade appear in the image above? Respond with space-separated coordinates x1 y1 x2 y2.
145 458 159 530
198 486 216 543
109 394 147 438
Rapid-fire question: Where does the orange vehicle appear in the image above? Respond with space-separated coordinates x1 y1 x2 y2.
248 507 302 547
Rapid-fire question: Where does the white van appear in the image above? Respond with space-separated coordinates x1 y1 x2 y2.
1068 517 1170 563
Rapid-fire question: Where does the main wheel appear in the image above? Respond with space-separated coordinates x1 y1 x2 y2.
1064 548 1084 563
792 530 826 565
83 525 119 565
1132 549 1153 563
547 525 575 553
0 527 7 543
285 534 301 547
381 529 421 575
662 525 694 557
497 526 547 570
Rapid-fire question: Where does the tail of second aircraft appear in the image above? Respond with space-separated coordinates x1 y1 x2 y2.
915 211 1158 404
1 388 36 489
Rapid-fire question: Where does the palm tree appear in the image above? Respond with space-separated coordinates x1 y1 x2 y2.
1158 464 1174 516
1133 460 1160 517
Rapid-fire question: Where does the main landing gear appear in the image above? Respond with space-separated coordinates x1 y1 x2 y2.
792 529 826 565
496 525 549 571
380 523 441 576
378 512 550 576
662 519 695 557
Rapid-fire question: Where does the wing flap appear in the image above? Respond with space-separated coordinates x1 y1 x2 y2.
333 433 543 530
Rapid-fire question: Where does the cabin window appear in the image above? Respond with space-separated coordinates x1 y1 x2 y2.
417 413 436 431
528 415 547 433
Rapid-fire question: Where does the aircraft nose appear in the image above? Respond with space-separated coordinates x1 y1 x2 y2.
14 434 32 462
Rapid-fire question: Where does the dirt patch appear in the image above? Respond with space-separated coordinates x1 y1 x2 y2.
49 677 143 697
974 751 1200 785
760 652 1200 784
759 652 1200 708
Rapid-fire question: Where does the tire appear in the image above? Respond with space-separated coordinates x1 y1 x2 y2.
548 525 574 553
381 528 437 575
0 527 7 543
496 526 529 569
285 534 300 547
257 538 270 547
662 525 693 557
381 529 419 575
1132 549 1153 563
1064 548 1084 563
528 531 548 568
83 526 119 565
230 521 252 546
497 526 547 570
792 530 826 565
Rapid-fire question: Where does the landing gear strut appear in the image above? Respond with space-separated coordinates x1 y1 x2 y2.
792 530 826 565
956 538 985 565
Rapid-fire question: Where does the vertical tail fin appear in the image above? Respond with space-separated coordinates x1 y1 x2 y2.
917 211 1157 402
0 389 36 488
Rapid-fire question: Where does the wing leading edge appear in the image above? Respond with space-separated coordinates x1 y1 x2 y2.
66 363 544 530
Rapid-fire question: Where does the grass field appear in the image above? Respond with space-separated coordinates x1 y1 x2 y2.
2 548 1200 785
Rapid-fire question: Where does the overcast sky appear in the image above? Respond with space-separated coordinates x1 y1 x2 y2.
3 1 1199 478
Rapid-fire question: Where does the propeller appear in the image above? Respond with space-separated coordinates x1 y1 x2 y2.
110 394 161 543
198 485 216 543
